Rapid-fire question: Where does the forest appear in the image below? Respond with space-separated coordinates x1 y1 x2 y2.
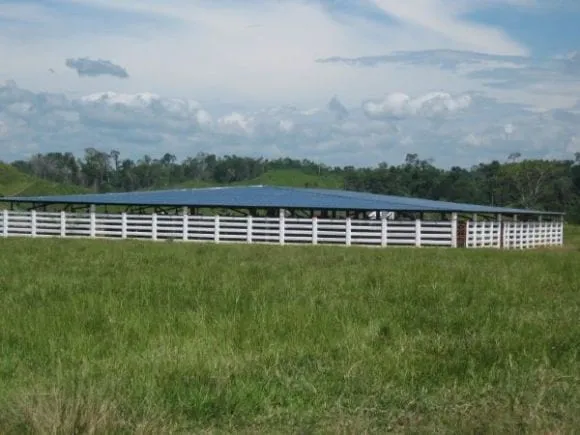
5 148 580 222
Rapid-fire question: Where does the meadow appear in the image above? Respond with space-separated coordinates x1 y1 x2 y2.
0 228 579 433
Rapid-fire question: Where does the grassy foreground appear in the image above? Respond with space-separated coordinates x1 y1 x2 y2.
1 230 580 433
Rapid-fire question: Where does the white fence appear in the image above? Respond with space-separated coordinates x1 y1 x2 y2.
0 210 563 249
466 221 563 249
0 210 455 247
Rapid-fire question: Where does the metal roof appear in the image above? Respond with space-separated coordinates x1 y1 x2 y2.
0 185 563 215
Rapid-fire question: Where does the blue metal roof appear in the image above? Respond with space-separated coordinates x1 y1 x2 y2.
0 185 563 215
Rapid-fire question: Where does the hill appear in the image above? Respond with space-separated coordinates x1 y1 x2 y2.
0 162 88 198
176 169 345 190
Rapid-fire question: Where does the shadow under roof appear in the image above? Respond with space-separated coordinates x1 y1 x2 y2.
0 185 563 215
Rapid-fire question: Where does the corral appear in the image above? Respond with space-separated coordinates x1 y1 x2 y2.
0 185 564 248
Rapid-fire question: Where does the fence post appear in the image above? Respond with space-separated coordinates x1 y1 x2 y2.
182 207 188 242
451 213 458 248
2 210 8 237
497 214 502 248
31 210 37 237
214 215 220 243
381 217 388 247
346 217 352 246
312 216 318 245
60 211 66 237
247 215 253 243
279 209 285 245
121 213 127 239
415 219 421 247
151 213 158 241
89 205 96 238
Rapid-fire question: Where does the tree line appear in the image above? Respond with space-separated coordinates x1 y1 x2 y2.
7 148 580 222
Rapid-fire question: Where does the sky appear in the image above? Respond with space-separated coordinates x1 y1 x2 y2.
1 0 580 168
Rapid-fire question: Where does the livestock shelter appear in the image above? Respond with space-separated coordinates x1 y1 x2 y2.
0 185 564 249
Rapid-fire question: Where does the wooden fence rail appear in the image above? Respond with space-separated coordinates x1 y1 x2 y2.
465 221 563 249
0 210 563 249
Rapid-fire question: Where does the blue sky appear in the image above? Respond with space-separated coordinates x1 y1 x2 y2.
0 0 579 168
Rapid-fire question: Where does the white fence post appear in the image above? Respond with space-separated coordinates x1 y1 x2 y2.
451 213 458 248
345 217 352 246
415 219 421 247
214 215 220 243
151 213 158 241
247 215 253 243
121 213 127 239
31 210 37 237
496 215 502 248
89 206 96 238
279 209 285 245
312 216 318 245
2 210 7 237
182 207 188 242
60 211 66 237
381 217 388 247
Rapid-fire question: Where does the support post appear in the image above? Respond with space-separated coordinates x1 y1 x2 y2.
121 212 127 239
31 210 37 237
451 213 458 248
60 211 66 237
279 209 285 245
182 206 188 241
2 209 8 237
497 214 503 249
214 215 220 243
346 217 352 246
381 217 388 247
89 204 96 238
152 213 158 241
312 216 318 245
247 215 253 243
415 218 421 247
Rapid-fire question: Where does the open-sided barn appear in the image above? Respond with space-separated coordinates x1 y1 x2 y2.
0 185 564 248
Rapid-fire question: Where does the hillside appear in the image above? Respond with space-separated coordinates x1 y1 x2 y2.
176 169 345 190
0 163 88 198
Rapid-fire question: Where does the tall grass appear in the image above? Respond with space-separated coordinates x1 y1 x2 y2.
1 230 579 433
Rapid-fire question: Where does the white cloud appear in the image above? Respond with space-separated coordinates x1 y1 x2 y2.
362 92 471 120
0 0 534 108
1 81 579 169
370 0 528 56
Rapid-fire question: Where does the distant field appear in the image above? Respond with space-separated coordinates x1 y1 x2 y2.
0 228 579 433
176 169 345 190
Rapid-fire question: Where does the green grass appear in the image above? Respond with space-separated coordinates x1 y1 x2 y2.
0 163 88 198
176 169 345 190
0 229 579 433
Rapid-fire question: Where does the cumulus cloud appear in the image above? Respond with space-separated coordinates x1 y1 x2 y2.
0 81 579 168
362 92 472 120
318 49 580 109
65 57 129 78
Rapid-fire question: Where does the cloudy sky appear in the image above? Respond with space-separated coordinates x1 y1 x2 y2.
1 0 580 168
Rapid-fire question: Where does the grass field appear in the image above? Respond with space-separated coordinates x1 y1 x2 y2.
1 228 579 433
176 169 345 190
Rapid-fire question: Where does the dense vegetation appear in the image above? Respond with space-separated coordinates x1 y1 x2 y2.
0 229 579 433
5 148 580 221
